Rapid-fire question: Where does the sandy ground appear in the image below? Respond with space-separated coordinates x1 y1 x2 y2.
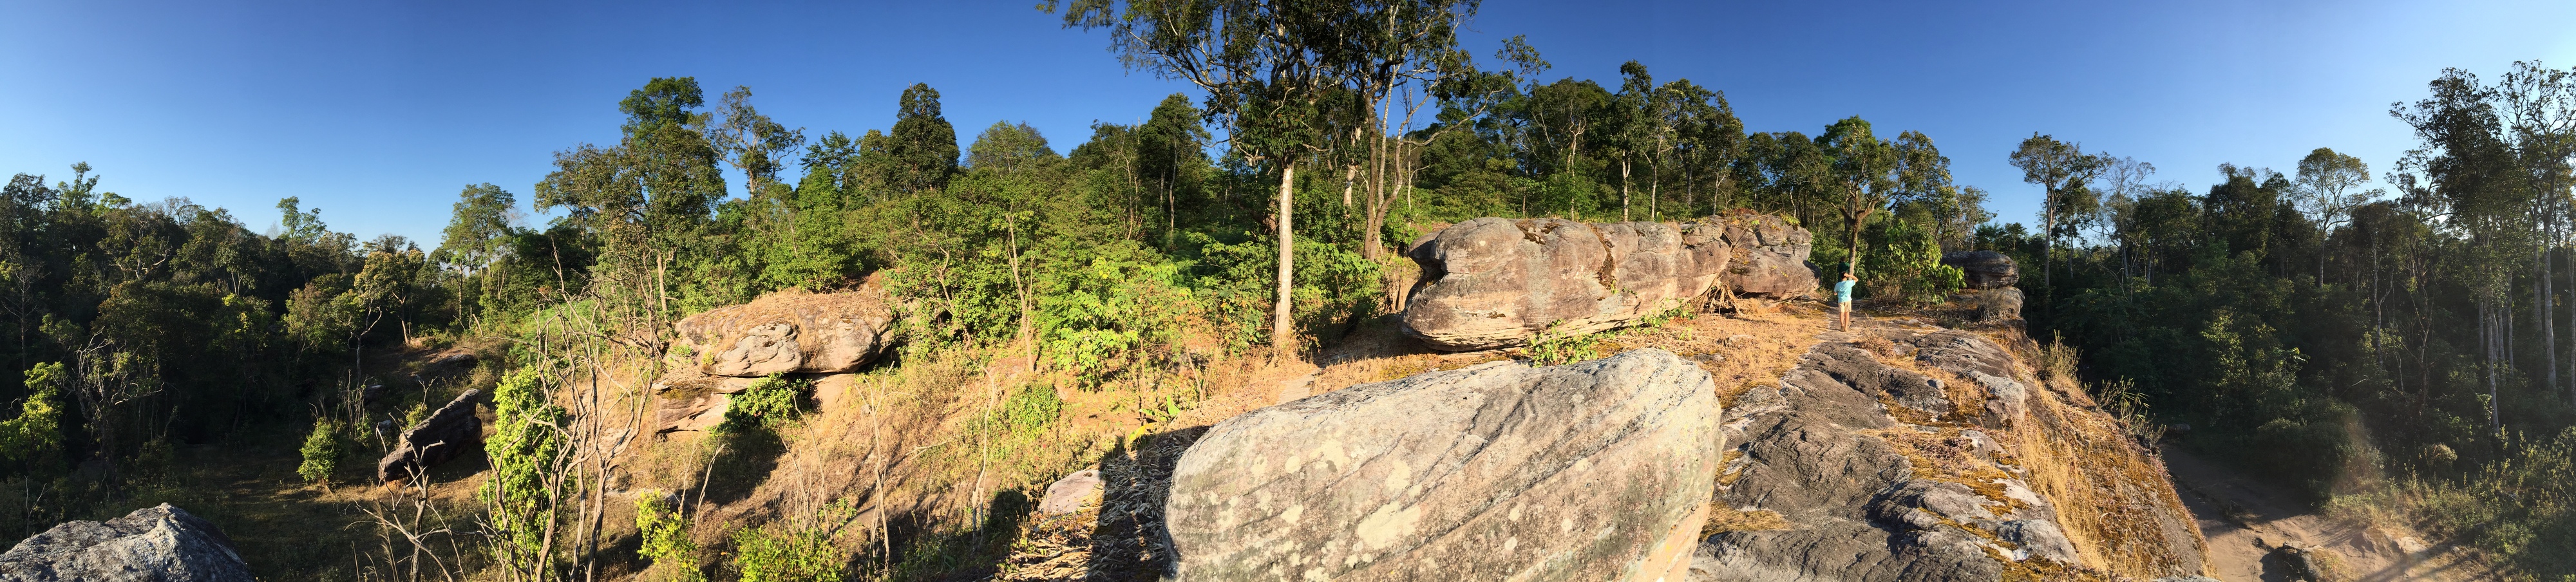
2160 445 2500 581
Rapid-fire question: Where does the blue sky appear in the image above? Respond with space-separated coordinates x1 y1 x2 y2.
4 0 2572 246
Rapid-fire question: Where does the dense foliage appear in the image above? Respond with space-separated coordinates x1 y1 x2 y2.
2018 62 2576 575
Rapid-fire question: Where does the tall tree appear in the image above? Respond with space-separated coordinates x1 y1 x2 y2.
707 86 807 198
1819 117 1897 275
2494 61 2576 401
2008 133 2108 290
1056 0 1463 360
440 183 517 276
2292 147 2378 285
884 83 961 195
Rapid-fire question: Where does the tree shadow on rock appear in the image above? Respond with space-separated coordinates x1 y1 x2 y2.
1084 426 1207 582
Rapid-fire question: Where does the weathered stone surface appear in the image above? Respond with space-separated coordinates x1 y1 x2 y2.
654 392 731 434
1166 348 1719 582
375 389 484 483
1980 287 2025 323
1039 469 1102 516
1716 214 1815 298
664 287 896 378
1692 330 2204 581
0 504 251 582
1401 218 1731 351
1941 250 2020 289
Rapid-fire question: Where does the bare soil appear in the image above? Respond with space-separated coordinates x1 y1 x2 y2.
2161 444 2498 581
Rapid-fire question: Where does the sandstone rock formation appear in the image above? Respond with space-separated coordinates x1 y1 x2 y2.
665 288 896 378
376 389 486 482
1715 214 1815 298
652 286 896 433
1941 250 2020 289
1165 348 1718 581
0 504 251 582
1692 330 2204 581
1401 218 1732 350
1979 286 2025 324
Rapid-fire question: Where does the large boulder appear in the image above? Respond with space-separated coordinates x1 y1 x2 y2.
1714 214 1815 298
1692 330 2204 581
1941 250 2019 289
0 504 251 582
1165 348 1719 581
1401 218 1730 351
664 287 896 379
376 390 484 482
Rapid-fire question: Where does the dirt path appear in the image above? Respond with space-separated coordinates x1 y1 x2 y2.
2159 445 2496 581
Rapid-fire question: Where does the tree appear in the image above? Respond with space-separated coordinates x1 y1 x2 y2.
1057 0 1472 360
537 77 727 321
883 83 960 194
708 86 808 198
2292 147 2378 285
1820 117 1896 275
2493 61 2576 402
2008 133 2108 289
440 183 517 276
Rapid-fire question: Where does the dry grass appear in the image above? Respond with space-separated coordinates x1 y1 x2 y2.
1987 327 2208 580
1700 507 1792 536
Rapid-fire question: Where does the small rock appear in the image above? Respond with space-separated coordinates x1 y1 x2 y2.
1038 469 1102 515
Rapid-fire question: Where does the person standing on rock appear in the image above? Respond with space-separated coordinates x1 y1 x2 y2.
1835 272 1857 330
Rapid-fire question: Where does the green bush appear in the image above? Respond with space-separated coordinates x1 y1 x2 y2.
1036 252 1186 386
0 362 66 469
1529 322 1604 366
716 374 804 435
732 521 845 582
634 493 702 581
482 365 571 578
296 418 342 485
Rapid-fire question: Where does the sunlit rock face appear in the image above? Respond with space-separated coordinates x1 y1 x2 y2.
1164 348 1719 582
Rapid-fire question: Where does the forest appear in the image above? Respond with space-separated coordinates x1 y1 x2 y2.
0 1 2572 580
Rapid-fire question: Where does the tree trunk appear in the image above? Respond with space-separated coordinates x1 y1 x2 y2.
1619 158 1633 221
1273 161 1299 363
2543 242 2559 400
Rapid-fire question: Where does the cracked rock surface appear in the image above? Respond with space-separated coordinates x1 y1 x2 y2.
1166 348 1719 582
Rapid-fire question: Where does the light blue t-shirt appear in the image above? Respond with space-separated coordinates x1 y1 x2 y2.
1834 279 1855 303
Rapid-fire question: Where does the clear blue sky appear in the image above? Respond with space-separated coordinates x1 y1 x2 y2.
5 0 2572 247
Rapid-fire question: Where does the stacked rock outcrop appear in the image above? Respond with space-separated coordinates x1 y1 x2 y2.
0 504 252 581
1715 214 1816 298
1400 218 1734 351
1164 349 1718 581
1941 250 2020 290
652 287 897 433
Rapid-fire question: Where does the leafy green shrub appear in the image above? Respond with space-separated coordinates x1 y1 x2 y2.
732 511 848 582
0 362 66 469
296 418 342 485
716 374 804 435
1529 323 1603 366
634 493 702 581
1036 252 1186 386
1858 215 1964 305
997 384 1061 435
482 365 571 578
